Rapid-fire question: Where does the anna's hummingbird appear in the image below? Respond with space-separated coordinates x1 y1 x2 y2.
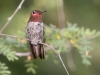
26 10 46 59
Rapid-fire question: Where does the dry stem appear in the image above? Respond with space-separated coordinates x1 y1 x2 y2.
0 0 25 33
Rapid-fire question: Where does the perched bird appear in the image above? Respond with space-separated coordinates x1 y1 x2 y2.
26 10 46 59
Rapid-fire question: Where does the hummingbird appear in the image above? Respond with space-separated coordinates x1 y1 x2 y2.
26 10 46 59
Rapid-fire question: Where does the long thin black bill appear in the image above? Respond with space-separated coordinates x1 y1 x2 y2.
42 11 46 13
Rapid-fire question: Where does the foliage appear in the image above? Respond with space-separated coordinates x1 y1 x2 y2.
25 60 38 74
0 39 18 61
0 62 11 75
45 22 100 66
0 22 100 74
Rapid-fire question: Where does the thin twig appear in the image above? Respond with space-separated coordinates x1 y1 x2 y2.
41 43 60 55
41 43 69 75
0 52 31 57
0 0 25 33
56 0 65 28
15 52 31 57
58 55 69 75
0 33 28 40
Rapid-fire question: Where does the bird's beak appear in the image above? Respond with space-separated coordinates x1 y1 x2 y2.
42 11 46 14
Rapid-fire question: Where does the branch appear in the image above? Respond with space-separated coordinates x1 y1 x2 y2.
0 33 69 75
15 52 31 57
0 0 25 33
0 52 31 57
0 33 28 40
34 42 70 75
56 0 65 28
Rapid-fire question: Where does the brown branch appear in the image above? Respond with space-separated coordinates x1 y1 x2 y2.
56 0 66 28
0 0 25 33
0 33 70 75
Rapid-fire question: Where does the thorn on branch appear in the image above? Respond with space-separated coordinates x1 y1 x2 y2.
7 17 12 21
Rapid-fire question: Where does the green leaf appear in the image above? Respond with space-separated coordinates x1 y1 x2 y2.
0 62 11 75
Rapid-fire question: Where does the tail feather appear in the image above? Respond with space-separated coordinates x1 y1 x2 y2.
29 42 45 59
39 44 45 59
29 42 38 59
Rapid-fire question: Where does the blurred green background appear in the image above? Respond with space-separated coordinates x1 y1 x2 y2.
0 0 100 75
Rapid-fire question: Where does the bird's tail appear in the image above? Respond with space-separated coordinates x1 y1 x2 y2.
39 44 45 59
29 42 45 59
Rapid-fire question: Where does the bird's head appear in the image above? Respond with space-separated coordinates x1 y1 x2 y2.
28 10 46 22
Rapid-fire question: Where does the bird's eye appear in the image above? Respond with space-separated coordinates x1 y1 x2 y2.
32 11 35 14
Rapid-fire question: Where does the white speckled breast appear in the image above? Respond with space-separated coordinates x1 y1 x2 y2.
26 22 44 45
